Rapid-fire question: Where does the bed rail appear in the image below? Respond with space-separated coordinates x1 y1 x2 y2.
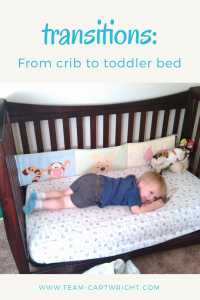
0 99 30 273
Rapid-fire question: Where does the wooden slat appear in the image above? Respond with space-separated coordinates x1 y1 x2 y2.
63 117 70 150
182 98 198 140
103 114 109 148
48 119 57 151
76 117 83 149
7 112 17 155
115 113 122 146
172 108 181 135
196 155 200 178
139 112 146 142
150 110 158 140
18 122 30 154
181 97 194 139
90 116 96 149
33 120 44 153
189 117 200 173
161 109 170 137
189 99 199 138
127 112 134 143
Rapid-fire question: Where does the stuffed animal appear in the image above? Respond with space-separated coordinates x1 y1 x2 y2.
169 152 189 174
168 138 194 174
179 138 194 158
155 187 177 204
179 138 188 148
151 147 187 174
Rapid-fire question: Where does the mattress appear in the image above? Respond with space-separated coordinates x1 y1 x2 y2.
25 166 200 264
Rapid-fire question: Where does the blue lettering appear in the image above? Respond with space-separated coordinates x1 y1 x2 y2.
59 29 70 45
42 23 59 45
84 30 95 44
114 30 127 44
57 61 63 68
128 29 139 44
19 58 25 67
72 30 83 44
140 30 152 44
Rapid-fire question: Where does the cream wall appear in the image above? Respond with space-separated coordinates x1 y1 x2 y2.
1 83 199 105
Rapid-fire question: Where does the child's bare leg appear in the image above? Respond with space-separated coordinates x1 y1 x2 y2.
42 195 76 210
23 194 76 215
34 187 74 200
45 187 73 199
23 188 75 215
45 190 65 199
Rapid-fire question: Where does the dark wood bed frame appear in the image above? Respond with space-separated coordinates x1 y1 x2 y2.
0 86 200 274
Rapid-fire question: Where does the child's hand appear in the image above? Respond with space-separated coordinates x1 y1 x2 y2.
131 199 164 214
153 199 164 209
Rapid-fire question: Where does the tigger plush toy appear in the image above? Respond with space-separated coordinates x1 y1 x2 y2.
151 147 187 174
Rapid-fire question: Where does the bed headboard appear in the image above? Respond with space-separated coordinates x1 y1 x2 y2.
2 87 200 176
5 90 191 150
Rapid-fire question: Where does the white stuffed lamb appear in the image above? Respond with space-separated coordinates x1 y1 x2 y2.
151 147 187 174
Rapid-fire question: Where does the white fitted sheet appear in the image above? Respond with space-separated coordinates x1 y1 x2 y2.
25 166 200 264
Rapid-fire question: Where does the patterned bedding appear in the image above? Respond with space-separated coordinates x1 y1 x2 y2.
25 166 200 264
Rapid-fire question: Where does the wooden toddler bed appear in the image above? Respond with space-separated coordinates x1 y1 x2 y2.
0 86 200 274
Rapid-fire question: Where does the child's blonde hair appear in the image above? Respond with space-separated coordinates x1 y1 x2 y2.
136 170 167 200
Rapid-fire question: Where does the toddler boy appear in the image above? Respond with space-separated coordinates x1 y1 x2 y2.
23 170 166 215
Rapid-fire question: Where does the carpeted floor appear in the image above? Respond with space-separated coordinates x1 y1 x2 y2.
1 220 200 274
0 221 19 274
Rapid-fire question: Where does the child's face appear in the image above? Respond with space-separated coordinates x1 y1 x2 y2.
138 180 161 204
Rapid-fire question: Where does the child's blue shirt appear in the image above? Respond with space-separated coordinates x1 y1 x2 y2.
99 174 141 208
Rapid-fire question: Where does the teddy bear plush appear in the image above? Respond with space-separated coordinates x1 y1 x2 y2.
151 147 187 174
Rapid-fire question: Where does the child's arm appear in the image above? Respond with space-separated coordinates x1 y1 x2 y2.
130 199 164 214
126 174 138 179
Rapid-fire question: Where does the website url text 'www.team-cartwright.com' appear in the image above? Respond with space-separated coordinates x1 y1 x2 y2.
39 284 160 291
